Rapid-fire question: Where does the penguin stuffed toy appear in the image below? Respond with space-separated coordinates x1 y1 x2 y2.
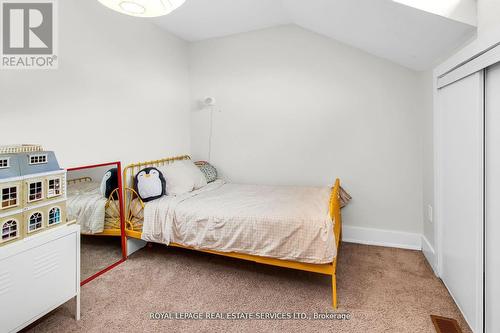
100 168 119 199
134 167 166 202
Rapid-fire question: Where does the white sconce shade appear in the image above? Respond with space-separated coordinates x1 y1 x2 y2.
203 97 217 107
97 0 186 18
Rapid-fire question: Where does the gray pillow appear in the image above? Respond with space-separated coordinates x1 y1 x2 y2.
195 161 217 183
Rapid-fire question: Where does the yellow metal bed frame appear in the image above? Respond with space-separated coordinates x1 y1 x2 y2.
67 177 122 237
123 156 342 308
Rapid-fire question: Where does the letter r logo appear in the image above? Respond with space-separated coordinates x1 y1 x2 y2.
2 2 53 54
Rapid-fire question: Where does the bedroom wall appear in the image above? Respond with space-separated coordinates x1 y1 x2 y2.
0 0 191 168
478 0 500 34
419 70 435 255
189 25 424 236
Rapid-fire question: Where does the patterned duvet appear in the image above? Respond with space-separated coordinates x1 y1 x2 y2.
67 182 119 235
141 180 336 264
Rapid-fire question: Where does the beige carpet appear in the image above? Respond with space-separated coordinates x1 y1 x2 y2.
23 243 471 333
80 235 123 282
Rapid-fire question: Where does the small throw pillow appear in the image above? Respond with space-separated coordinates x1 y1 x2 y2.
195 161 217 183
134 167 166 202
100 168 118 199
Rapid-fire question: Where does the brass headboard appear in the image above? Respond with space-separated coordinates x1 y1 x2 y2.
123 155 191 191
122 155 191 235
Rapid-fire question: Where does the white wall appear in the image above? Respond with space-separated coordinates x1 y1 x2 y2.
67 165 114 185
447 0 477 26
437 0 500 76
419 70 435 249
395 0 477 26
0 0 191 169
419 67 438 273
478 0 500 34
190 25 423 234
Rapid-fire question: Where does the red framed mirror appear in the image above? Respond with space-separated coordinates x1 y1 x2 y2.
66 161 126 286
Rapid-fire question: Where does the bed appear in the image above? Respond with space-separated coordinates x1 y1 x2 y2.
123 155 343 308
67 177 122 236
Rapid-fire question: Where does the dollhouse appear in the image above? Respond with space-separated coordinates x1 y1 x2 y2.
0 145 67 246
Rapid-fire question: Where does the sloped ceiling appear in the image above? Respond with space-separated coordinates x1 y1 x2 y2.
153 0 476 70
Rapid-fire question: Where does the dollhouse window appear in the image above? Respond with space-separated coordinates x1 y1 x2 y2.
28 181 43 202
0 158 9 169
47 178 61 198
1 220 18 241
1 186 18 209
48 207 61 225
29 154 47 165
28 212 43 232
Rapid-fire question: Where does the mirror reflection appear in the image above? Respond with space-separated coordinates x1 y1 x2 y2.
66 163 124 283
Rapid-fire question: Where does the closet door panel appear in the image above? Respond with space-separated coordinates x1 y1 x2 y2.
486 62 500 333
437 71 484 332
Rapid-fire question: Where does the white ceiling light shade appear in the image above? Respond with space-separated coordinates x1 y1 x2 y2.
97 0 186 18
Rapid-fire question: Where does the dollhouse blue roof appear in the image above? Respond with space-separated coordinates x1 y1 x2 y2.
0 151 62 180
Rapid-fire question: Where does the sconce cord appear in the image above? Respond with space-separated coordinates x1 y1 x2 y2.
208 106 214 163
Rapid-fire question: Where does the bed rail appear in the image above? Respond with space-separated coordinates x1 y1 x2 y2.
67 176 92 184
330 179 342 250
329 178 342 309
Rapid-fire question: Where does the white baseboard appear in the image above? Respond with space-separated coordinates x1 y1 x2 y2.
342 225 422 250
126 226 427 259
421 235 438 275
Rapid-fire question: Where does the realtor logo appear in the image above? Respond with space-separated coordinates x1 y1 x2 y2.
1 0 58 69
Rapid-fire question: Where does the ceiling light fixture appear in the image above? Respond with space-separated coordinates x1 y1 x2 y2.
97 0 186 18
119 1 145 15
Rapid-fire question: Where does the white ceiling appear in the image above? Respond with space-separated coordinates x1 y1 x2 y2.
153 0 477 70
153 0 290 41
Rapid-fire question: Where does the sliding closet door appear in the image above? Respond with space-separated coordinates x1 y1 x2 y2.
485 63 500 333
437 71 484 332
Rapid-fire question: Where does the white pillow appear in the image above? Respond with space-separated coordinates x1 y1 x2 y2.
157 163 193 196
158 160 207 196
181 160 207 190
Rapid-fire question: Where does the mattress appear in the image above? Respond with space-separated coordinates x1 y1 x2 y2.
67 181 120 234
141 180 336 264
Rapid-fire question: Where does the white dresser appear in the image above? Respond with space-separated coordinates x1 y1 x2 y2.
0 224 80 333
